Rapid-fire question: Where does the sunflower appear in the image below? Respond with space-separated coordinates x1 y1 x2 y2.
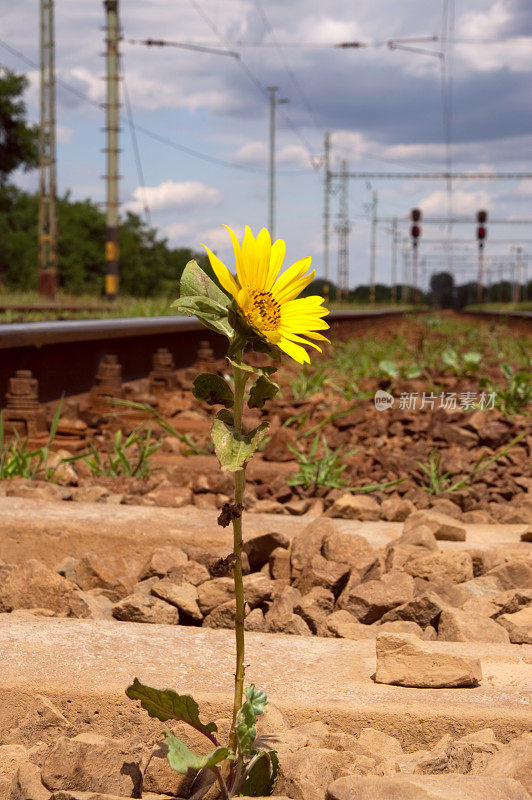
201 225 329 364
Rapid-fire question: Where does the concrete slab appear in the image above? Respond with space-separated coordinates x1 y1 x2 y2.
0 617 530 750
0 497 528 569
0 497 403 566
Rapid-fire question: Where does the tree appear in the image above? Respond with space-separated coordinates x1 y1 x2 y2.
0 69 38 185
430 271 455 308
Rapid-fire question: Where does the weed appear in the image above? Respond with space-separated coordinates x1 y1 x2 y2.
481 364 531 415
0 403 62 481
289 365 327 401
110 397 212 455
441 348 482 376
417 433 526 494
287 435 357 491
66 424 160 478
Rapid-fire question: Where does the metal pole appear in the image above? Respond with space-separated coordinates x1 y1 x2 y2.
104 0 120 299
369 190 377 305
412 240 419 304
391 217 398 304
267 86 277 239
477 242 484 304
38 0 57 298
323 131 331 289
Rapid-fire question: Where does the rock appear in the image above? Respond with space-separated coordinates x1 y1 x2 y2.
322 532 380 581
138 547 188 580
328 494 380 521
402 551 473 584
375 633 482 688
296 554 350 597
325 774 532 799
485 732 532 794
356 728 403 763
242 573 276 607
438 608 510 643
269 612 312 636
429 499 462 519
492 588 532 616
381 593 448 627
0 560 89 618
197 578 234 615
269 547 291 582
243 532 289 571
413 578 468 608
411 734 473 774
203 599 238 628
322 610 375 640
485 559 532 590
71 553 140 600
380 497 415 522
294 587 335 633
143 748 196 797
0 745 28 798
143 481 192 507
276 747 339 800
337 570 414 624
72 486 110 503
244 607 267 631
497 606 532 643
261 428 296 461
378 620 426 638
151 579 202 621
290 518 336 577
6 695 76 747
41 734 142 797
112 594 179 624
10 760 51 800
170 559 211 587
404 511 467 542
391 526 439 552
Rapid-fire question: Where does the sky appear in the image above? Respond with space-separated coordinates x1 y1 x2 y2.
2 0 532 291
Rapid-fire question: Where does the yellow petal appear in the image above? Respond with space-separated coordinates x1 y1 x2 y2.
271 257 312 301
278 336 310 364
255 228 272 290
275 270 316 304
264 238 286 290
223 224 243 277
238 226 256 288
282 330 323 352
200 244 239 299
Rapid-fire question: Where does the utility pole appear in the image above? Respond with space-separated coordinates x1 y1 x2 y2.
38 0 57 298
267 86 277 238
104 0 120 299
323 131 331 294
369 190 378 305
336 160 350 302
391 217 398 304
401 237 409 304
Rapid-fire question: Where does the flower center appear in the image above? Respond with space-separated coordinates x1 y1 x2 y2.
245 289 281 333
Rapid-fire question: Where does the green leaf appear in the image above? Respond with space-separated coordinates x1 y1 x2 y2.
211 410 268 472
164 732 232 774
178 259 231 307
125 679 217 737
235 685 268 756
248 375 279 409
226 357 277 378
239 750 279 796
378 359 399 379
171 295 234 339
193 373 234 408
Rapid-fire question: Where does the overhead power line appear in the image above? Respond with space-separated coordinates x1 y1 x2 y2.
0 37 310 177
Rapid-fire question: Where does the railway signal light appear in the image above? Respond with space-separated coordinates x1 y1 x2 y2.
410 208 422 247
477 209 488 246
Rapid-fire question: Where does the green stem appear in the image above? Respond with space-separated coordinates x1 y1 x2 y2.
229 353 248 756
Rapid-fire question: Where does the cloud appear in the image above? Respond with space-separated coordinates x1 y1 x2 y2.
125 181 223 214
419 188 493 216
233 141 310 167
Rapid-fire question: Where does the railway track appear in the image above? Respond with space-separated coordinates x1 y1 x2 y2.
0 308 412 402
